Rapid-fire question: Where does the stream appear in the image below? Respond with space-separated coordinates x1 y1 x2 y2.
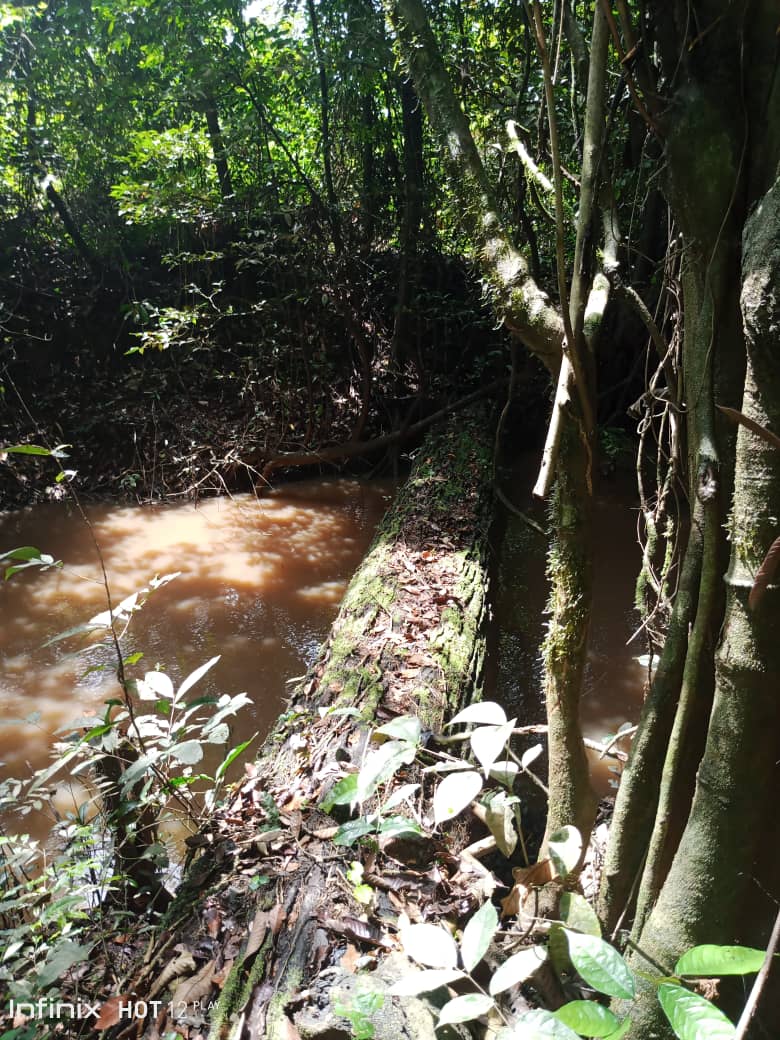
0 470 643 841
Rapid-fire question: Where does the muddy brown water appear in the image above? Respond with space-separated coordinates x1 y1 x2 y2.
0 478 395 837
0 469 644 846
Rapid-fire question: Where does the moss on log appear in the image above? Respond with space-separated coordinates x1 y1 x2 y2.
123 412 494 1040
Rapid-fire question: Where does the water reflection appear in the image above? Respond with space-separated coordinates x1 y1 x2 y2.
0 479 395 786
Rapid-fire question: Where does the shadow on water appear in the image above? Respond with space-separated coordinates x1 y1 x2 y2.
0 478 396 832
491 455 646 802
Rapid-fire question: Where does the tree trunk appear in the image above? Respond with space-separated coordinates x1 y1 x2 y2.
306 0 342 253
113 415 494 1040
202 89 234 203
615 4 780 1031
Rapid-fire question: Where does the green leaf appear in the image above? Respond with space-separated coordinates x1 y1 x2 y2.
0 546 42 561
489 946 548 994
4 444 52 456
36 940 92 989
674 945 765 977
375 715 422 744
657 982 736 1040
399 922 458 968
460 900 498 972
548 825 583 878
560 892 601 937
389 968 465 996
564 930 635 999
433 770 483 825
512 1008 582 1039
333 818 376 847
321 773 359 812
448 701 507 727
377 815 424 839
438 993 494 1026
554 1000 622 1037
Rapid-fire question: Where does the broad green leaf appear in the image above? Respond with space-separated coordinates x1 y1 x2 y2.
357 740 416 803
448 701 507 727
375 715 422 744
489 946 547 994
321 773 359 812
177 656 221 698
389 968 465 995
37 940 92 989
5 444 52 456
548 825 583 878
603 1018 631 1040
399 922 458 969
511 1008 581 1039
657 982 736 1040
674 945 765 977
554 1000 622 1037
560 892 601 937
377 815 424 839
564 930 635 999
433 770 483 825
485 790 519 857
333 818 376 846
460 900 498 971
438 993 494 1025
214 736 253 777
0 546 42 561
215 735 256 781
471 718 516 776
169 739 203 765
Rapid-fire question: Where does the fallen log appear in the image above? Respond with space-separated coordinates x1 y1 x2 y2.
115 411 495 1040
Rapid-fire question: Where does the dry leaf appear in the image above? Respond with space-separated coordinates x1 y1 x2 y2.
94 995 128 1030
170 959 217 1019
213 960 234 988
204 907 222 938
269 903 286 936
245 911 269 957
150 951 197 998
340 943 361 973
512 859 554 888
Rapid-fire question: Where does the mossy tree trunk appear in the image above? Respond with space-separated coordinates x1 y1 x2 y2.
604 4 780 1034
384 0 617 846
125 414 494 1040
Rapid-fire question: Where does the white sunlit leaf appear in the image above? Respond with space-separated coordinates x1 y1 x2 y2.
389 968 465 996
438 993 494 1026
433 770 483 826
143 670 174 700
169 740 204 766
177 656 221 699
471 719 516 776
489 946 548 995
521 742 544 769
448 701 507 727
399 922 458 969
